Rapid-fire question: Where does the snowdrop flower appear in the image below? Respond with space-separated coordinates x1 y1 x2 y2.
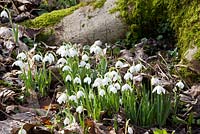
32 54 43 62
64 117 70 125
69 95 77 102
57 93 67 104
109 85 117 94
93 40 102 46
73 77 81 84
77 90 84 99
124 72 133 81
0 10 8 18
152 85 166 94
102 77 111 86
99 89 105 97
62 65 72 72
18 128 27 134
105 71 121 82
176 81 184 89
76 106 83 113
65 75 72 82
17 52 27 60
12 60 25 69
85 63 91 69
82 54 89 61
133 75 143 82
115 61 124 68
56 58 67 67
56 45 70 57
79 61 86 67
43 53 55 64
69 48 78 57
84 76 92 85
128 126 133 134
129 63 143 73
114 83 121 90
122 84 132 91
92 78 103 87
151 77 160 86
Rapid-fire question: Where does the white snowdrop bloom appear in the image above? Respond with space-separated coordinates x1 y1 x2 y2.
17 52 27 60
65 75 72 82
122 84 132 92
76 106 83 113
109 85 117 94
0 10 8 18
115 61 124 68
32 54 43 62
56 45 70 57
92 78 103 87
151 77 160 86
124 72 133 81
56 58 67 67
128 126 133 134
129 63 143 74
82 54 89 61
102 77 111 86
110 71 121 82
90 44 103 55
114 83 121 90
152 85 166 94
84 76 92 85
62 65 72 72
79 61 86 67
69 95 77 102
93 40 102 46
12 60 25 69
64 117 70 125
99 89 105 97
73 77 81 84
133 75 143 82
89 92 94 99
69 48 78 57
77 90 84 99
43 53 55 64
176 81 184 89
57 93 67 104
18 128 27 134
85 63 91 69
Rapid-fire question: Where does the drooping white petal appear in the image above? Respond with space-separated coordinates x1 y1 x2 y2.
176 81 184 89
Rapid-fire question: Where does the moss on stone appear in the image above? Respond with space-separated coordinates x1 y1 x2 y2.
22 2 86 29
92 0 106 9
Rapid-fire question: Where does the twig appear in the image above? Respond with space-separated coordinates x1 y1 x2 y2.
0 109 26 123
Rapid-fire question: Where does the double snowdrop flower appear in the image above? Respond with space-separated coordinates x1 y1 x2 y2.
124 72 133 81
76 106 83 113
176 81 184 89
90 40 103 55
77 90 85 99
129 63 143 74
62 65 72 72
109 84 117 94
84 76 92 85
12 60 25 69
0 10 8 18
82 54 89 61
151 77 160 86
79 61 86 67
17 52 27 61
32 54 43 62
43 53 55 64
65 75 72 82
56 58 67 67
69 95 77 102
102 77 111 86
69 48 78 57
122 84 132 92
85 63 91 69
99 89 105 97
105 71 121 82
57 93 67 104
73 77 81 84
152 85 166 94
115 61 129 68
64 117 70 125
56 45 70 57
92 78 103 88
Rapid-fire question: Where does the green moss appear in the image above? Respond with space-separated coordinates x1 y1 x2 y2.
22 2 86 29
92 0 106 8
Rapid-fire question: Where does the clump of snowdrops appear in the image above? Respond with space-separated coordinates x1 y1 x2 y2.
13 40 185 130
